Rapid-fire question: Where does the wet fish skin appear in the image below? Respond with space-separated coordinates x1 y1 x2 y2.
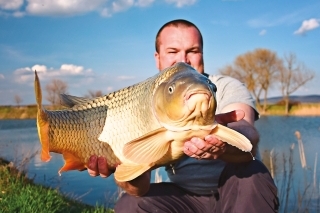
35 72 120 174
35 62 252 182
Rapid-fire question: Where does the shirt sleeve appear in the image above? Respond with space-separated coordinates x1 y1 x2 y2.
209 74 259 120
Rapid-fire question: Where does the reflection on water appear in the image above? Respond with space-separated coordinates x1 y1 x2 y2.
0 117 320 209
0 119 166 208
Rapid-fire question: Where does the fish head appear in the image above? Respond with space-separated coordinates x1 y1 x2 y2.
153 63 217 131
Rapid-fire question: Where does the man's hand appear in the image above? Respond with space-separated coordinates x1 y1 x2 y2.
183 110 245 160
87 155 114 178
87 155 150 196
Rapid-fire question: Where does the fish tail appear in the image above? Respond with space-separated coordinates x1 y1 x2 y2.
34 71 51 162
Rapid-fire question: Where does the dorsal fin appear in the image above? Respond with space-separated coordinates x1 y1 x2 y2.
60 94 91 108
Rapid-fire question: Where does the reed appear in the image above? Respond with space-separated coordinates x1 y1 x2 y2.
263 131 320 212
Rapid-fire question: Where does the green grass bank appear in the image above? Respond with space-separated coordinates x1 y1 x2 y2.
0 158 113 213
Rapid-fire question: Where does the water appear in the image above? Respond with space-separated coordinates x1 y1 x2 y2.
0 119 167 208
0 117 320 209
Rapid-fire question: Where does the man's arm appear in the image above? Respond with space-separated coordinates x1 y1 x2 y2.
87 155 151 196
115 171 151 196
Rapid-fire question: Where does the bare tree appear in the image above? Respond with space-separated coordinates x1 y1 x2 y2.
45 79 68 106
85 90 103 98
279 53 314 115
14 94 22 107
220 48 282 113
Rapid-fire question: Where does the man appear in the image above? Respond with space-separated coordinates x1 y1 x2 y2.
88 19 279 212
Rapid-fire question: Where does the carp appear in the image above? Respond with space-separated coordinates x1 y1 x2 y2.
34 62 252 182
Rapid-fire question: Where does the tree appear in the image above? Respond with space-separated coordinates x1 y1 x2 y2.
45 79 68 106
279 53 314 115
220 48 283 113
14 94 22 107
85 90 103 98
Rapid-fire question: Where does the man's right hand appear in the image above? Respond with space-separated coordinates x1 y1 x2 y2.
87 155 151 196
87 155 113 178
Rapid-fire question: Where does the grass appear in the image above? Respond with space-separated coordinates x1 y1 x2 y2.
0 105 37 119
0 158 113 213
263 103 320 116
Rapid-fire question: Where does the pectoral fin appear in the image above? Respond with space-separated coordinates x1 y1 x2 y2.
114 163 153 182
212 124 252 152
123 127 171 164
58 152 86 175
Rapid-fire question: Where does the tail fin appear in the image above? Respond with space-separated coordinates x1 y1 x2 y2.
34 71 51 162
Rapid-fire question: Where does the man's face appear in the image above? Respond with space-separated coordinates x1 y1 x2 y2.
155 26 204 74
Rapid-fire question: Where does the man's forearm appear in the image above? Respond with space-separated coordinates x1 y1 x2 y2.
115 171 151 196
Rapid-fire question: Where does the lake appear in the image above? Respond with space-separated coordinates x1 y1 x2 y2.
0 116 320 210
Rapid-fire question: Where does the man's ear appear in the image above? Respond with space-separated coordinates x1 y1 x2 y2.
154 52 160 70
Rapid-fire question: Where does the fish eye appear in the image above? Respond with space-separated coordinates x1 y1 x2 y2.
168 85 175 94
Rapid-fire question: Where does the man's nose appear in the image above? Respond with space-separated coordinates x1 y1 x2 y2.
177 53 190 64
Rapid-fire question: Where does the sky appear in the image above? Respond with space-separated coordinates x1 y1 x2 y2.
0 0 319 105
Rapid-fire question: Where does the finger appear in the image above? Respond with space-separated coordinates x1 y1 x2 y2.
97 157 110 178
87 155 99 176
192 136 224 153
215 110 245 125
204 135 222 146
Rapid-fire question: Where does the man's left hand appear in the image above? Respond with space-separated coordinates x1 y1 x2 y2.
183 110 245 160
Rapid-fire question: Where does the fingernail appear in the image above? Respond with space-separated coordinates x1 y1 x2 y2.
191 137 198 143
205 135 213 140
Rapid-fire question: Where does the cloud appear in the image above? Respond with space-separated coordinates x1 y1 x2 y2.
0 0 23 10
12 10 25 17
106 86 114 92
1 0 196 17
165 0 197 8
60 64 84 74
247 3 320 28
259 29 267 36
26 0 106 16
117 75 135 80
0 74 4 80
13 64 92 83
248 12 301 28
32 64 47 72
135 0 154 7
112 0 134 12
294 18 320 35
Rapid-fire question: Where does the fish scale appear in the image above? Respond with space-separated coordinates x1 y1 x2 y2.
35 62 253 181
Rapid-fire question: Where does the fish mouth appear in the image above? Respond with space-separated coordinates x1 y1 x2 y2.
184 89 212 113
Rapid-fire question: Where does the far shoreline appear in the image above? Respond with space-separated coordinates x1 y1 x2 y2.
0 103 320 120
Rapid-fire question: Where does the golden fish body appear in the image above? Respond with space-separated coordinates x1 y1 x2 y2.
35 62 252 182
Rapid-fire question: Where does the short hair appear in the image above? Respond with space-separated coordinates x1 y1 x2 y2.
155 19 203 53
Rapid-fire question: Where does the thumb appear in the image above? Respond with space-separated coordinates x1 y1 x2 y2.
215 110 245 125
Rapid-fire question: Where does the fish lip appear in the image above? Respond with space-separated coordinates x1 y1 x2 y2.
184 89 211 101
184 89 212 111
